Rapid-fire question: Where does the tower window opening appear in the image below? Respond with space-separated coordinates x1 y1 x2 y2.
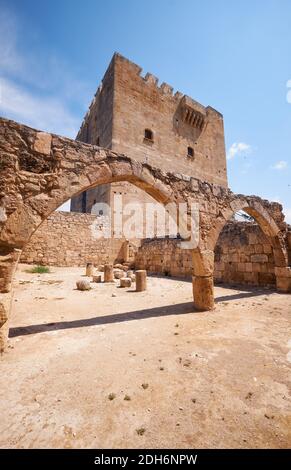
187 146 194 158
144 129 154 142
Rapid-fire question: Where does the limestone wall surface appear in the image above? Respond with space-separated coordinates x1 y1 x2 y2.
21 212 284 288
214 221 276 287
20 211 130 267
135 238 193 278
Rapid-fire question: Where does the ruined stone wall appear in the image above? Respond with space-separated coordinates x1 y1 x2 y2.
1 116 290 352
135 222 277 287
214 221 276 287
20 211 129 267
21 212 278 288
135 238 193 278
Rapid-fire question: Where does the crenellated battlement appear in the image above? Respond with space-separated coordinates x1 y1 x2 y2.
78 53 223 138
76 53 227 190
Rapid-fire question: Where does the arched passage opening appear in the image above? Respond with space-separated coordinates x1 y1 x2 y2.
205 199 290 299
214 210 277 288
1 118 290 353
0 167 201 352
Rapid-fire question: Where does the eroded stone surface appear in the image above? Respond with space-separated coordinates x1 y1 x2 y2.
34 132 52 156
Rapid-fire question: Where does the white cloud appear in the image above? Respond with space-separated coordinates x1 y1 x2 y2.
0 77 79 138
271 160 288 170
0 5 90 138
227 142 252 160
284 207 291 224
271 196 281 203
0 7 23 74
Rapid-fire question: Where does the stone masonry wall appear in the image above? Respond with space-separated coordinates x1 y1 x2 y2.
135 238 193 278
72 52 227 216
135 222 278 287
20 211 129 267
77 53 227 187
21 211 280 288
214 221 276 287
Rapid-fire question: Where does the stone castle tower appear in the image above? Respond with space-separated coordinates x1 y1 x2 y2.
71 53 228 216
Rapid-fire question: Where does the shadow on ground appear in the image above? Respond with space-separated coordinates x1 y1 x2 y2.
9 285 275 338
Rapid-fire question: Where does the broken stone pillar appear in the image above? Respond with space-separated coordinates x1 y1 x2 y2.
192 249 215 311
0 249 22 293
120 277 131 288
0 248 22 352
275 267 291 293
85 262 94 277
136 270 147 292
0 295 10 353
92 274 102 283
122 239 130 263
192 276 214 311
104 264 114 282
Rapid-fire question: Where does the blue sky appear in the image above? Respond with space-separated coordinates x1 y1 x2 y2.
0 0 290 221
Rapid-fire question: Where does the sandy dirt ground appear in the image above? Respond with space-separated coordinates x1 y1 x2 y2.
0 264 290 449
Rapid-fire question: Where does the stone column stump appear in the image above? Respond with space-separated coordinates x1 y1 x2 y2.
104 264 114 283
192 276 214 311
136 270 147 292
85 263 94 277
275 267 291 292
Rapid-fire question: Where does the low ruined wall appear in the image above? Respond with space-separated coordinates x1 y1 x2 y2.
20 211 131 267
135 222 277 286
21 212 279 287
214 221 275 286
135 238 193 278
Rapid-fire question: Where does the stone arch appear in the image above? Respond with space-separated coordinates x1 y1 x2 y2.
0 144 197 351
207 197 287 267
1 117 290 353
0 156 178 251
203 196 290 295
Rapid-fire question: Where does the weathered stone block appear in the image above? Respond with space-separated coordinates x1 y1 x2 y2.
250 254 268 263
120 277 131 288
76 279 91 291
276 276 291 292
34 132 52 155
114 269 124 279
274 267 291 277
245 263 252 273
